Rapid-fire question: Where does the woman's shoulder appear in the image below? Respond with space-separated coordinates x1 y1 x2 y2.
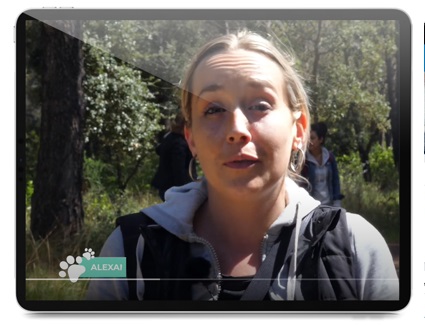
343 211 399 300
344 212 393 257
345 212 377 234
98 227 126 258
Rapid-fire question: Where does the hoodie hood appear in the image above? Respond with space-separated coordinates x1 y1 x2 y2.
306 146 330 166
141 177 320 240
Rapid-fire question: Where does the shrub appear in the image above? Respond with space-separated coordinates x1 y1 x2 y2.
338 148 399 243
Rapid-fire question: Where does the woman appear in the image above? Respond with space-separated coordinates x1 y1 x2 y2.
302 122 344 207
86 31 398 301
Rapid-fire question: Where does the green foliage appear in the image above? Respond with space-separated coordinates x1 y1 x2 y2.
83 36 164 192
338 148 399 243
82 155 161 220
270 20 397 158
84 45 163 154
317 21 393 157
25 180 34 230
369 144 398 191
83 156 117 195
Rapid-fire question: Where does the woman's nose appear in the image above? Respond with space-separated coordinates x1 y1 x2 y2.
226 109 252 144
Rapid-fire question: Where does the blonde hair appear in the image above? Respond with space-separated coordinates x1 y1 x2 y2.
180 31 310 177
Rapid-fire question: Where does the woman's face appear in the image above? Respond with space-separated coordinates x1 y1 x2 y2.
308 130 323 153
185 49 304 196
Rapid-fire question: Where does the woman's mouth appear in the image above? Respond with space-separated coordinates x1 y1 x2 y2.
223 154 259 169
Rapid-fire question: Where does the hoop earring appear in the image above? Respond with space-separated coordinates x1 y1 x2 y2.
189 155 197 181
290 148 305 173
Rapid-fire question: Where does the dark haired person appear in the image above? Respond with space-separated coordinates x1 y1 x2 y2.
302 122 344 207
151 113 196 201
87 31 398 301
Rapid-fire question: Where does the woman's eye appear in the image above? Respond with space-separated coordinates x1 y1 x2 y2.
249 103 271 112
205 104 226 115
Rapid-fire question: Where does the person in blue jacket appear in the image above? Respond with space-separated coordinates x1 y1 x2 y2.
302 122 344 207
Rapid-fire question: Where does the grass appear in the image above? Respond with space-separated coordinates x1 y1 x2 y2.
25 189 161 300
341 179 399 243
26 268 89 300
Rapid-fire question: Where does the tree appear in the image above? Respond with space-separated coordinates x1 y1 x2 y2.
83 22 163 197
272 20 395 181
317 21 394 181
30 21 85 239
381 21 400 171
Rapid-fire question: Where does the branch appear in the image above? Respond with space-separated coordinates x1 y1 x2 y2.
121 156 143 192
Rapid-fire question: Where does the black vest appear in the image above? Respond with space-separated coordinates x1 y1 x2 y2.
116 206 358 300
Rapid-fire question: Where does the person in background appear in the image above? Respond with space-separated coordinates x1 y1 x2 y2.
151 113 196 201
302 122 344 207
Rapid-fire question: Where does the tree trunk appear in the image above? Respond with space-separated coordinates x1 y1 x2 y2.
310 20 322 123
386 32 400 172
30 20 85 239
348 103 380 183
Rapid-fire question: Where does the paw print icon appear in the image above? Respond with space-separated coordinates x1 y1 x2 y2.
58 248 95 283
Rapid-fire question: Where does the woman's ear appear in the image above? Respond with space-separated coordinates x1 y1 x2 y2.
292 110 308 151
184 126 197 157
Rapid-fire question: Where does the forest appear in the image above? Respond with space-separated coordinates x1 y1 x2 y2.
24 19 400 299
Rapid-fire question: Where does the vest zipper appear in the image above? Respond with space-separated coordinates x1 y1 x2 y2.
188 233 270 300
188 234 222 299
260 233 269 262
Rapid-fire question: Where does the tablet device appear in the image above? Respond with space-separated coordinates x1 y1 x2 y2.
16 9 410 312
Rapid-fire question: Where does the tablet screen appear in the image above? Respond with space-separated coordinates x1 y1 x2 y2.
16 9 410 312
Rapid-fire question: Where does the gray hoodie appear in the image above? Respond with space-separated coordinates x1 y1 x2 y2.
86 178 399 300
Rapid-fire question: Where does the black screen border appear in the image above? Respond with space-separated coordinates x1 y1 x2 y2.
16 8 411 312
